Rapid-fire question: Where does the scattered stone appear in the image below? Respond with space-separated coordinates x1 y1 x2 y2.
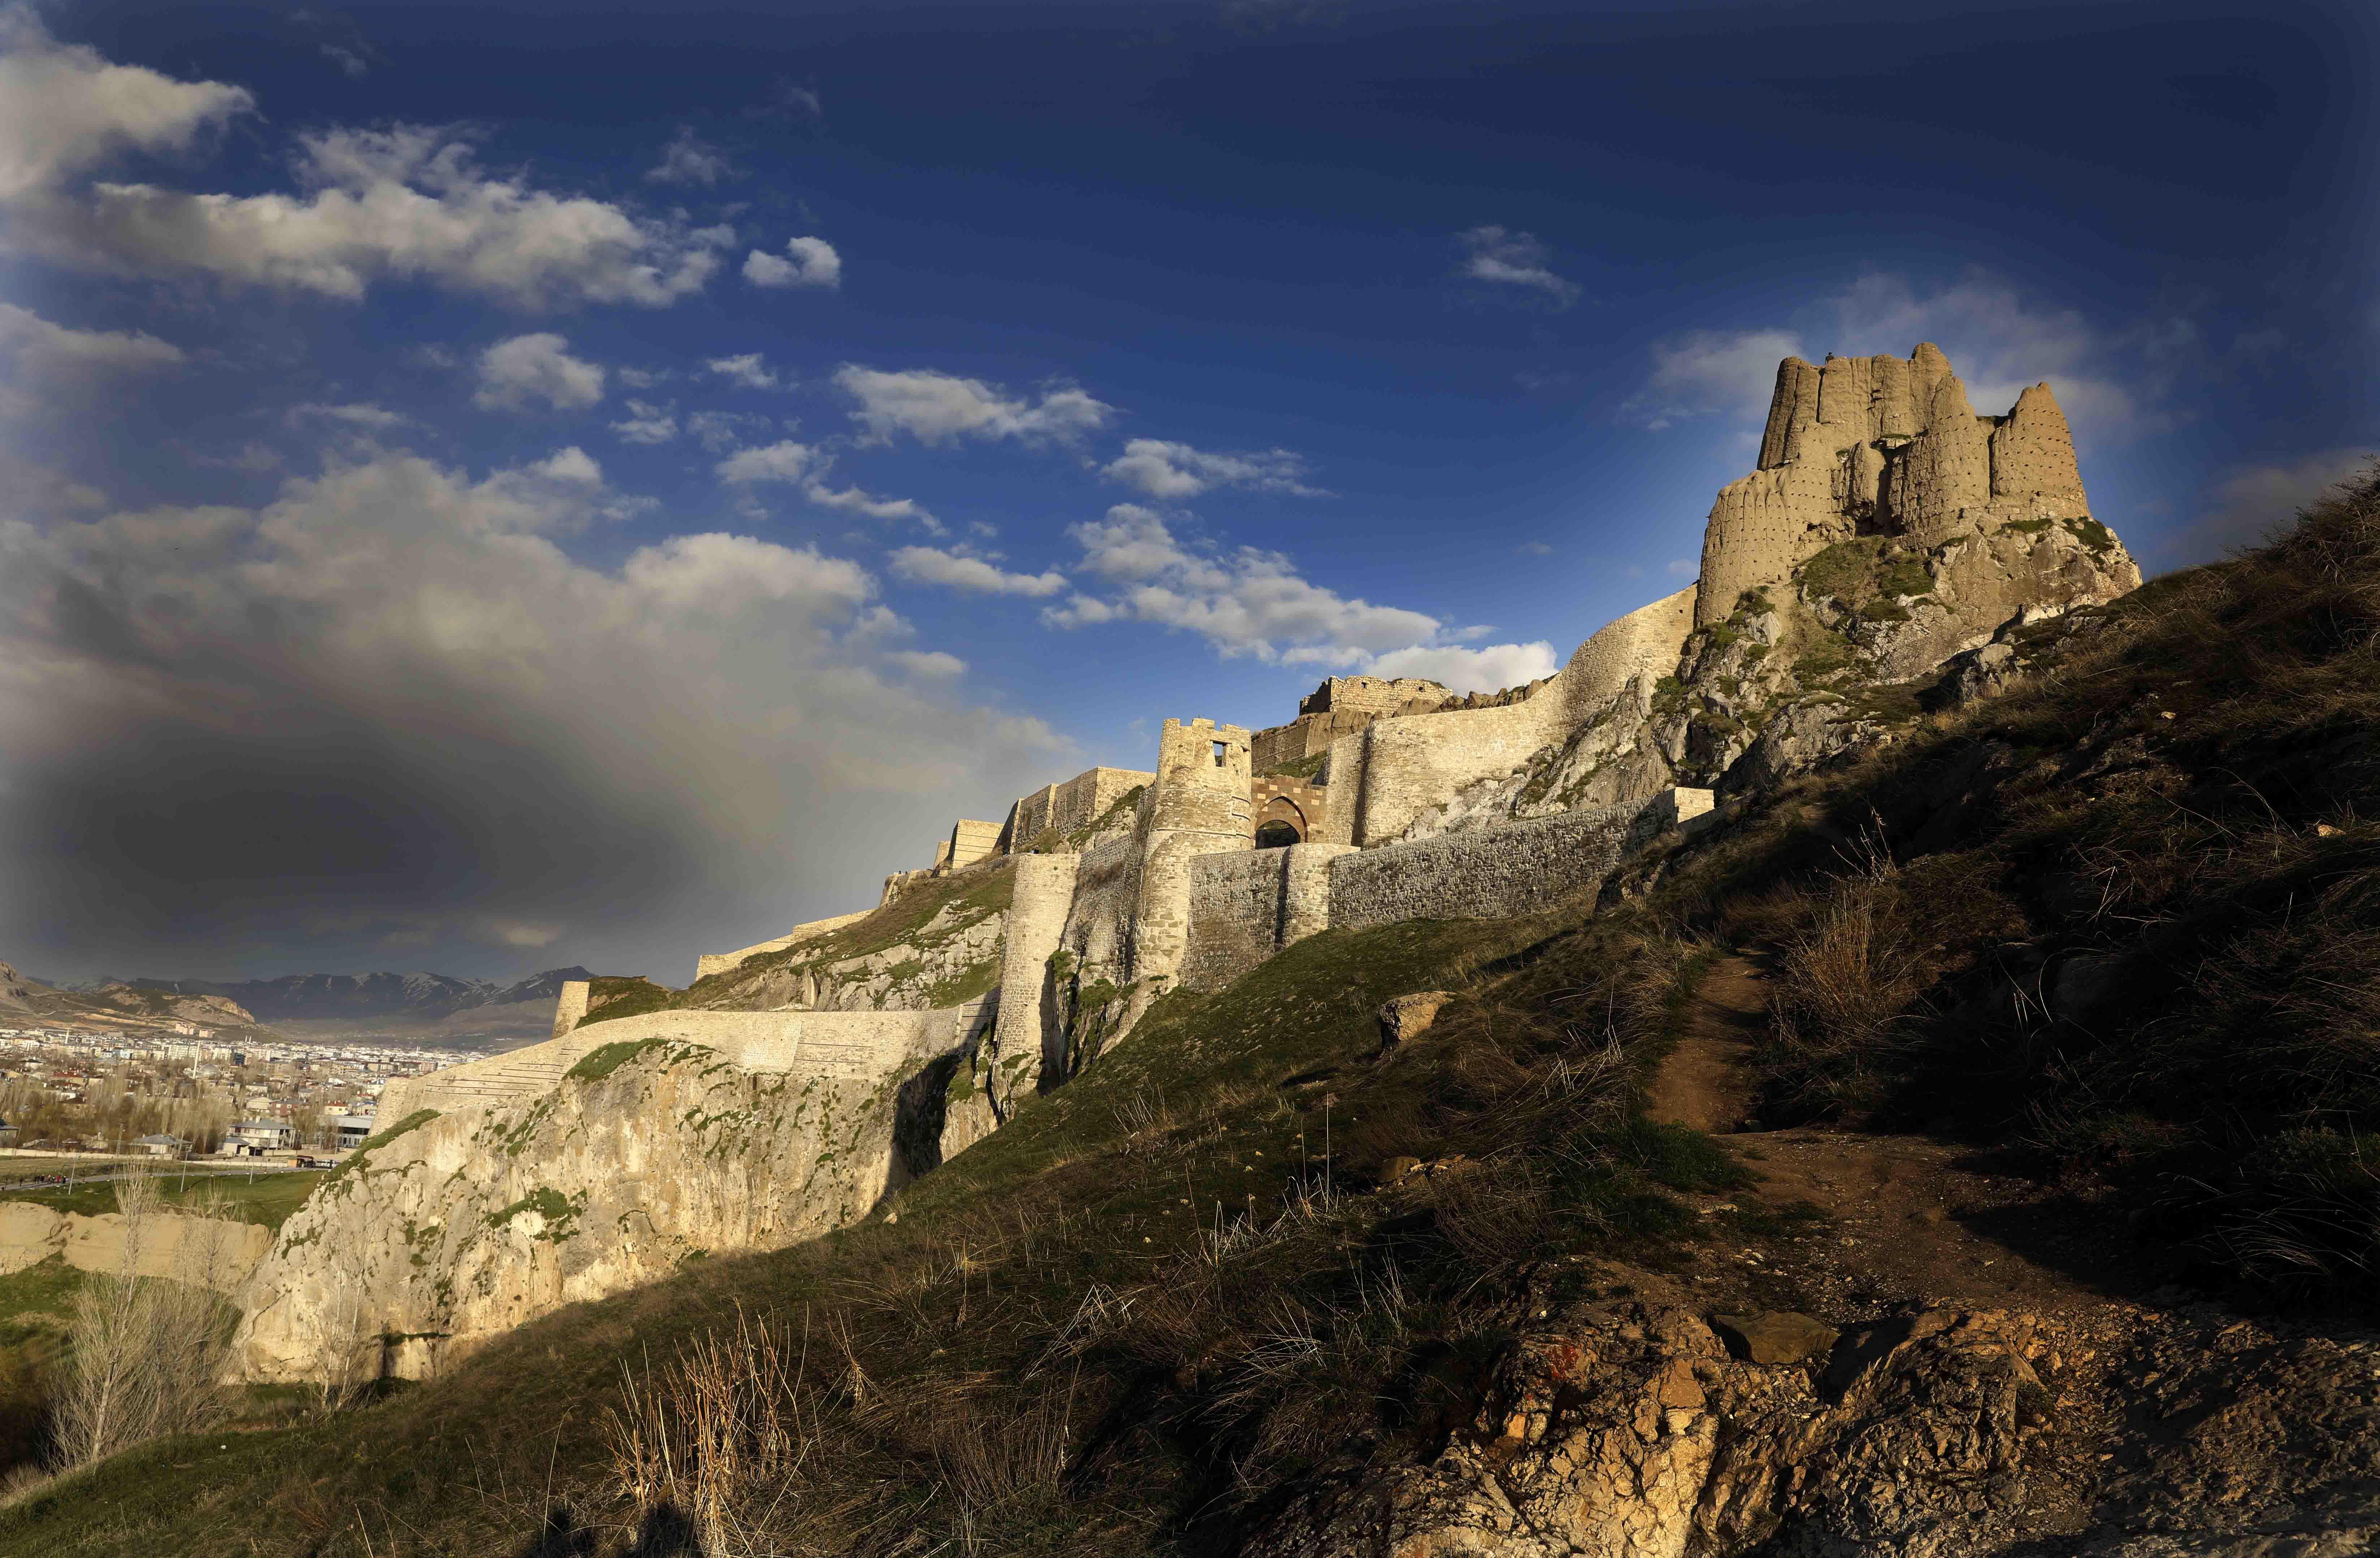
1713 1310 1839 1365
1377 990 1454 1046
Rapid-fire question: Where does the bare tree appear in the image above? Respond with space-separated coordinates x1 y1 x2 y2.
50 1175 239 1468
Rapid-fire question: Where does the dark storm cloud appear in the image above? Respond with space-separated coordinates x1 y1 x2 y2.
0 446 1068 979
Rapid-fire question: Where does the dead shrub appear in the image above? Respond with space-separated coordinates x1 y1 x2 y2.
602 1305 812 1554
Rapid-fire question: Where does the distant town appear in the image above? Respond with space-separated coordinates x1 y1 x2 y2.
0 1023 480 1160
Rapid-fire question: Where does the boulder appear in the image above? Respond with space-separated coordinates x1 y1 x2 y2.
1377 991 1454 1046
1712 1310 1838 1365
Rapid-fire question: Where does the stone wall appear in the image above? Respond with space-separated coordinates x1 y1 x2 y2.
1299 675 1452 718
997 765 1155 852
987 853 1080 1107
1130 719 1254 999
1328 791 1709 930
381 1000 996 1119
692 910 872 981
1182 843 1354 991
548 979 590 1039
1699 344 2091 627
947 819 1003 870
1310 588 1699 850
1252 774 1327 842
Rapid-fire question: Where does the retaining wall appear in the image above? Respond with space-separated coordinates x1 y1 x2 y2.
380 998 997 1119
693 910 872 981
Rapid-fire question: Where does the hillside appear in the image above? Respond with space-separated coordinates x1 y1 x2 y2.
125 967 591 1047
8 477 2380 1555
0 962 269 1040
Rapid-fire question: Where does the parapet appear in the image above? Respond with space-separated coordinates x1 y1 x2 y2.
1296 675 1452 719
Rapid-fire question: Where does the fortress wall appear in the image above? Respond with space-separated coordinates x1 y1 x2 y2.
1555 586 1699 719
948 820 1003 870
1342 697 1561 846
1989 383 2087 515
999 766 1154 852
381 1002 996 1119
1182 843 1355 991
1059 834 1143 980
692 910 872 981
549 980 591 1040
989 853 1081 1097
1328 789 1712 931
1252 775 1327 841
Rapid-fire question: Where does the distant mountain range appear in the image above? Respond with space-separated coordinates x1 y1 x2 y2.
123 968 590 1026
1 960 271 1037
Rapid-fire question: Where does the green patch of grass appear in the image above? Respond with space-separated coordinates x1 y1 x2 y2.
1258 752 1327 780
0 1169 325 1230
574 975 676 1028
2064 514 2117 552
484 1187 585 1242
564 1037 669 1082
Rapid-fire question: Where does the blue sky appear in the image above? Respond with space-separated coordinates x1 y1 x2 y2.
1 0 2374 982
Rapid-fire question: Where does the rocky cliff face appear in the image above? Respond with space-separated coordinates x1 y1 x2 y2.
1247 1295 2380 1558
1414 518 2139 842
232 1036 997 1382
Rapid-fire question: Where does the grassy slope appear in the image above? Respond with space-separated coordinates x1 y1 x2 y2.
0 1171 324 1230
11 489 2380 1553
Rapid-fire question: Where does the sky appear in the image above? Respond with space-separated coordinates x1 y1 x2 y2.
1 0 2374 984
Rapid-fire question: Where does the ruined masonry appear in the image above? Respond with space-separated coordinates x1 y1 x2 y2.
232 346 2141 1381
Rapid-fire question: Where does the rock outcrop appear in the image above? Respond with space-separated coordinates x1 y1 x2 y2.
234 1035 997 1381
1248 1297 2380 1558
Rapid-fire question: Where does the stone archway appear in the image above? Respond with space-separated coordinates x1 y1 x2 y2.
1255 795 1307 849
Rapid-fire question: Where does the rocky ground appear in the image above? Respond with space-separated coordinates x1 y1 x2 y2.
1254 956 2380 1557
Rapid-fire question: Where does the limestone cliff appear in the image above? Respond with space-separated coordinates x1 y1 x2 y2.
234 1034 997 1381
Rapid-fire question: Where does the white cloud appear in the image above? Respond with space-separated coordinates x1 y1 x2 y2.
0 301 183 385
686 409 771 454
474 332 605 411
0 9 252 202
615 365 669 389
889 649 965 679
1042 504 1441 663
706 353 781 390
1625 273 2181 442
806 483 934 526
528 446 602 485
1457 226 1579 306
7 59 732 310
1101 438 1323 499
1665 558 1697 577
835 366 1112 447
0 443 1065 972
715 439 815 484
286 401 409 430
1623 328 1805 430
743 235 840 289
1366 641 1558 694
609 399 678 445
891 546 1067 597
645 126 735 187
1514 541 1554 556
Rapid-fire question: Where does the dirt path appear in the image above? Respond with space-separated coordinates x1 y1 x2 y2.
1642 954 1765 1134
1647 952 2137 1321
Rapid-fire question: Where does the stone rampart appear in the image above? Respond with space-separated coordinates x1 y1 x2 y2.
549 979 590 1039
998 766 1155 852
1701 345 2090 626
988 853 1080 1105
947 819 1003 870
1183 843 1354 991
380 999 996 1119
692 910 872 981
1328 790 1710 930
1253 775 1326 842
